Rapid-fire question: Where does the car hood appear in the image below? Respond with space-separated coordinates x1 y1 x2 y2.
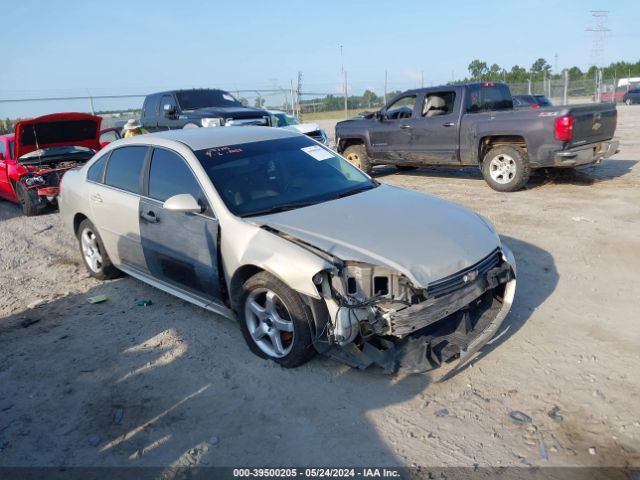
252 185 501 288
183 107 269 119
283 123 322 134
14 113 102 159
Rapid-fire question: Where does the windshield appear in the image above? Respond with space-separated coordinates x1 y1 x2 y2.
175 90 242 110
274 113 300 127
194 136 377 217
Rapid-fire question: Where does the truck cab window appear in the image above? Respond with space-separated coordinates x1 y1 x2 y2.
422 92 456 117
385 95 416 120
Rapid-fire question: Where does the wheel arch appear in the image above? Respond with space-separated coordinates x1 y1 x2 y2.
337 136 367 154
73 212 90 237
478 135 527 165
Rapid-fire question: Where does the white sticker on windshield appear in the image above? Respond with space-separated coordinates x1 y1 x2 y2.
301 145 334 161
222 93 236 102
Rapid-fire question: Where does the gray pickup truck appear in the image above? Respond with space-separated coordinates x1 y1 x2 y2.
335 82 618 191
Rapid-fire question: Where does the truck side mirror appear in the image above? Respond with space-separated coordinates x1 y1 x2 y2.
163 104 176 118
375 110 385 121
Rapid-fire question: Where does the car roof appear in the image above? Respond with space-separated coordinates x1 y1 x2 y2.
144 126 300 151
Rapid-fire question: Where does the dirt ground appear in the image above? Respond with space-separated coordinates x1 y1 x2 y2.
1 107 639 471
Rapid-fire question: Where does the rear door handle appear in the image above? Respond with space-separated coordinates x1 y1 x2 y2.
90 194 102 203
140 210 159 223
399 124 412 130
442 122 455 127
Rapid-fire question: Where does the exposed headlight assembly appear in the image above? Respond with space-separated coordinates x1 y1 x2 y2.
24 176 45 186
201 117 224 128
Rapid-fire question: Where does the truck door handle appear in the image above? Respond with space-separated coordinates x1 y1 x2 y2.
140 210 159 223
90 194 102 203
399 124 412 130
442 122 455 127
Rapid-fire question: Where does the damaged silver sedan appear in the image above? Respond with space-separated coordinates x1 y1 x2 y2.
59 127 516 374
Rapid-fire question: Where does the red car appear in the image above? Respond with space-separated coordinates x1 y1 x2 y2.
0 112 102 215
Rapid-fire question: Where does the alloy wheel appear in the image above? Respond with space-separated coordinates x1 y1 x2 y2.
489 154 517 184
244 288 295 358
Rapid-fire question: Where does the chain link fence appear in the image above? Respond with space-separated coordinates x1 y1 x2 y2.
0 74 632 130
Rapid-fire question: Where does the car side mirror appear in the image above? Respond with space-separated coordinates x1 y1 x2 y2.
163 194 203 213
375 110 385 121
163 104 176 118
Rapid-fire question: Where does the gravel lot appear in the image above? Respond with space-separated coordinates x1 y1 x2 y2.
1 107 639 471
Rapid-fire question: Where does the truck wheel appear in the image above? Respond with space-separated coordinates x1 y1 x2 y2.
481 145 531 192
238 271 316 368
625 98 632 106
343 144 372 174
16 182 41 216
77 219 121 280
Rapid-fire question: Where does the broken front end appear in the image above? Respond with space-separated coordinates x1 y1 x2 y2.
313 246 516 374
18 149 96 210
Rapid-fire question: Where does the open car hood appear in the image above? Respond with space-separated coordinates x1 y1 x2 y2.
14 113 102 159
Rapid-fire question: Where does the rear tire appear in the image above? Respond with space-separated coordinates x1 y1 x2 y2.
16 182 40 216
343 144 372 174
77 219 121 280
238 271 316 368
481 145 531 192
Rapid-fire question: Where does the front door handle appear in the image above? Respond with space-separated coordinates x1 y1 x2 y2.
90 194 102 203
399 124 412 130
442 122 455 127
140 210 159 223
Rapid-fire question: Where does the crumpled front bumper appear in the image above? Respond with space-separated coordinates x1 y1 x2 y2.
324 244 517 376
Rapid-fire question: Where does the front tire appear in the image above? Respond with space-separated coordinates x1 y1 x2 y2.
481 145 531 192
77 219 120 280
238 271 316 368
16 182 41 216
343 144 372 174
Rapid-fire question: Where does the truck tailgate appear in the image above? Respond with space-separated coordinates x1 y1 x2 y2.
568 103 617 148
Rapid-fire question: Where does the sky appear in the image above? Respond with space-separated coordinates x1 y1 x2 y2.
1 0 639 117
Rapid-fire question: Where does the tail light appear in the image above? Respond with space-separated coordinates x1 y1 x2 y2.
482 82 495 87
531 104 541 109
555 115 573 141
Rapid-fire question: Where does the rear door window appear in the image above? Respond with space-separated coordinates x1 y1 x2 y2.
87 154 108 183
466 84 513 112
104 146 147 194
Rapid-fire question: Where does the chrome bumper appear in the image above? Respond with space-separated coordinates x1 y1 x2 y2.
553 139 619 167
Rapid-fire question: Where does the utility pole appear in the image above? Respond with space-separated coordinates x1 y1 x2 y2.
344 71 348 119
384 70 387 105
290 80 295 116
296 71 303 119
563 69 569 105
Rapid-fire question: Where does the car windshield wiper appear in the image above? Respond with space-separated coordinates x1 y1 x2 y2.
333 184 377 199
240 200 318 218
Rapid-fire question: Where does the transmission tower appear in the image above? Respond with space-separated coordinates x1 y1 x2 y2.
586 10 610 68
